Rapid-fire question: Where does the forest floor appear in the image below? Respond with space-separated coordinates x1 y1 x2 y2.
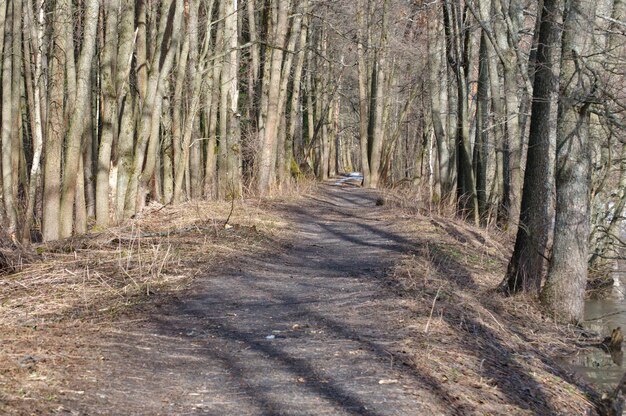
0 182 605 415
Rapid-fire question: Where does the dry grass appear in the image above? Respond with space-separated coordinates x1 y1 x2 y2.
0 197 291 414
1 199 289 326
242 175 320 203
378 206 599 415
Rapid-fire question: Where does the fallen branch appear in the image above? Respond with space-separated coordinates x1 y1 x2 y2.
585 310 626 322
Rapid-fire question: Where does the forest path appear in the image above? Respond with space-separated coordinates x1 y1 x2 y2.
65 184 437 415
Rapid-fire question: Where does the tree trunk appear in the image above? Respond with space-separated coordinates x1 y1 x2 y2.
541 0 595 323
204 3 222 198
84 77 96 220
1 0 18 238
256 0 290 194
367 0 389 189
217 0 242 198
138 0 183 209
474 31 490 222
318 29 330 180
21 0 45 243
443 0 478 224
275 3 302 186
491 0 523 231
187 0 203 199
124 0 181 217
204 53 221 198
245 0 260 128
0 3 6 232
487 41 505 222
356 0 371 185
305 46 315 168
162 86 174 204
10 0 23 219
42 0 70 241
74 156 88 235
58 0 100 238
286 5 308 179
502 0 562 293
172 22 190 203
114 0 137 223
427 9 450 201
176 0 205 202
96 0 120 228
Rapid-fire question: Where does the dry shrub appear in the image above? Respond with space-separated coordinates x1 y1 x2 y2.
0 232 36 277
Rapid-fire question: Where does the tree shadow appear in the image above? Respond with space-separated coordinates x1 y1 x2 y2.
140 262 463 415
85 185 593 415
292 188 588 412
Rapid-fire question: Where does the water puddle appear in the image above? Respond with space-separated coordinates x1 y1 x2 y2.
334 172 363 186
561 266 626 394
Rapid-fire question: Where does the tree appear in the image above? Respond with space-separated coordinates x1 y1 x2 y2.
113 0 136 223
1 0 18 240
541 0 597 323
366 0 389 189
123 0 182 218
442 0 479 224
256 0 290 194
473 10 490 222
356 0 372 186
58 0 100 238
21 0 45 243
217 0 242 198
426 8 452 202
501 0 563 293
96 0 121 228
42 0 71 241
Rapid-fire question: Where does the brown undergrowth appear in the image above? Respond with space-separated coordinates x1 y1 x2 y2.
379 200 599 414
0 197 291 414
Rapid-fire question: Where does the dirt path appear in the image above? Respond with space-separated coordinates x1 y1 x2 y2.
62 185 441 415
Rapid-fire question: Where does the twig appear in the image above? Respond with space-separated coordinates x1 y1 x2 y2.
585 310 626 322
424 286 442 333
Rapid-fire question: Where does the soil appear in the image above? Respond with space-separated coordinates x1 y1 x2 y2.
0 184 603 415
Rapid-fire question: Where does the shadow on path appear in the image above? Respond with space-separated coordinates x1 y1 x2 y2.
63 185 588 415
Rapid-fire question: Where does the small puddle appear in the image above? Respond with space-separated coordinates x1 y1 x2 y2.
334 172 363 186
560 260 626 394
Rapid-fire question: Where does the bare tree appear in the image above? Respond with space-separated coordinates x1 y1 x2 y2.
256 0 290 194
1 0 18 240
502 0 562 293
541 0 598 322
